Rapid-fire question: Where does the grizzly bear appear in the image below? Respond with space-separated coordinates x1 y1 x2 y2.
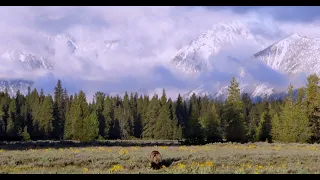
149 150 162 169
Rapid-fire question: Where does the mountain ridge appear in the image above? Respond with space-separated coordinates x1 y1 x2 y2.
0 21 318 100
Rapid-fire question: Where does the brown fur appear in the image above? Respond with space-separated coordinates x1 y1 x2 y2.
149 150 162 169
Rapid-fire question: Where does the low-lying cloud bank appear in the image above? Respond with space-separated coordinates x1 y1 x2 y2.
0 6 319 99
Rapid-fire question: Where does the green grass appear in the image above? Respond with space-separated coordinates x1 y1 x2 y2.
1 142 320 174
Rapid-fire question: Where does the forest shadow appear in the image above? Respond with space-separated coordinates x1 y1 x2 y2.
150 157 182 170
0 139 228 151
0 140 183 151
161 157 182 168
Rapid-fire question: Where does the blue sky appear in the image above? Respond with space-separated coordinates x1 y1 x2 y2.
216 6 320 22
0 6 319 99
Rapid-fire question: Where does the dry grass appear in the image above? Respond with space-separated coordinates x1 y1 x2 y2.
1 142 320 174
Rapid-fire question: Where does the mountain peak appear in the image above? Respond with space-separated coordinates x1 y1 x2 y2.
203 20 251 40
172 20 260 74
254 32 320 75
280 33 308 42
213 20 247 30
277 33 310 44
213 20 245 28
1 50 53 70
289 33 302 38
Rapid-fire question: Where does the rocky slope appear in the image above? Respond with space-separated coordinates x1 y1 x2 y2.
172 20 266 74
253 33 320 76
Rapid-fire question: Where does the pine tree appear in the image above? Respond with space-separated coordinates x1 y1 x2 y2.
62 92 71 138
24 88 33 140
6 116 15 140
14 90 25 132
3 72 320 144
186 93 203 144
143 95 149 129
200 103 222 143
199 96 209 129
0 108 5 139
39 89 45 102
224 77 245 142
30 88 40 139
305 74 320 142
142 94 160 139
53 80 65 140
271 112 281 142
7 99 19 140
117 92 133 139
135 95 144 138
248 105 260 142
154 90 173 139
278 84 295 142
38 95 54 139
130 92 140 138
0 91 10 138
176 125 183 140
257 103 272 142
67 93 81 139
103 96 113 139
294 88 311 143
175 94 187 137
72 91 90 141
242 93 252 141
200 95 210 116
168 98 180 140
277 84 311 143
64 95 74 140
109 96 121 139
81 112 99 142
21 126 31 141
94 92 106 138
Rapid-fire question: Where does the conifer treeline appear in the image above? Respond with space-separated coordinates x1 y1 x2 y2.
1 74 320 144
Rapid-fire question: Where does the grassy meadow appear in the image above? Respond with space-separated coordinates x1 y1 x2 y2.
1 141 320 174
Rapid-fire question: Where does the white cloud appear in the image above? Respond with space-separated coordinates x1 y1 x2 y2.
278 21 320 38
0 6 318 98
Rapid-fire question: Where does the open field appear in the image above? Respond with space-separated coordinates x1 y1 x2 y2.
1 141 320 174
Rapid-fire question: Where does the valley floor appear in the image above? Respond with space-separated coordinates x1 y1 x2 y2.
0 141 320 174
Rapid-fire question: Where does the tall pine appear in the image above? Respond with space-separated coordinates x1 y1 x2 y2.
186 93 203 144
38 95 54 139
175 94 187 138
142 94 160 139
305 74 320 142
199 103 222 143
102 96 113 139
72 91 91 141
154 90 173 140
224 77 245 142
94 92 106 139
256 101 272 142
53 80 65 140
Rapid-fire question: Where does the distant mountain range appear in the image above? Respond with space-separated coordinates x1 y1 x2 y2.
0 20 318 100
172 21 318 100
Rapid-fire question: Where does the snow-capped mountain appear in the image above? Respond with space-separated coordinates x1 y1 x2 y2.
183 83 281 102
0 33 77 71
0 33 120 96
1 33 121 72
75 39 119 54
253 33 320 76
1 19 319 101
251 84 275 98
174 21 320 100
1 50 53 70
0 80 33 96
172 20 267 74
44 33 78 52
0 34 72 96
